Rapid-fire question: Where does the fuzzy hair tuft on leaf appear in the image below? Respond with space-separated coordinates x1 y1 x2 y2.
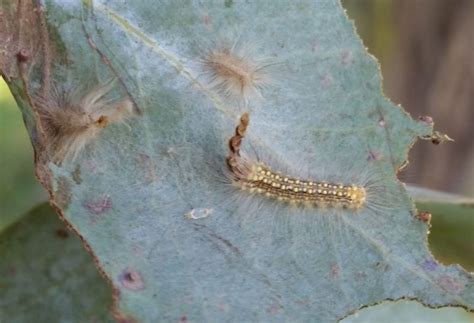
201 40 272 107
36 80 134 163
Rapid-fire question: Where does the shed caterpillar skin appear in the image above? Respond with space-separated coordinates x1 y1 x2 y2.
202 40 272 107
226 113 367 209
36 80 134 163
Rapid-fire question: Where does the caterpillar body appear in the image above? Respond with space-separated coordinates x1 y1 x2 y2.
226 113 368 209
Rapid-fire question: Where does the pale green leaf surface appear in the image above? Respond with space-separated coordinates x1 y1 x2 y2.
342 300 474 323
0 203 114 323
5 0 474 321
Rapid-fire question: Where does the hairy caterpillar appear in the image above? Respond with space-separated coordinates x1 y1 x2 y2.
36 80 134 163
226 113 369 209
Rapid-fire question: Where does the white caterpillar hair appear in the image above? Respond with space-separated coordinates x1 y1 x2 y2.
200 37 274 108
36 80 134 163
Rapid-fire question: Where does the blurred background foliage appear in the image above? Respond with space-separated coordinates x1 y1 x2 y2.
0 80 47 231
0 0 472 320
342 0 474 197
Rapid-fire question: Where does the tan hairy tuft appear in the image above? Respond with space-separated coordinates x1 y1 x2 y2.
36 82 134 163
203 44 270 105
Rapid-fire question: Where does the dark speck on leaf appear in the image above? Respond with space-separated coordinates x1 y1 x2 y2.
418 115 434 124
416 211 432 222
119 268 145 291
72 165 82 184
367 150 383 162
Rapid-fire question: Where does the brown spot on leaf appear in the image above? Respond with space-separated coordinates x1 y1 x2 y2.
320 73 333 89
416 211 432 223
83 195 112 215
330 263 340 278
341 49 352 65
439 276 464 294
418 115 433 125
177 316 188 323
119 268 145 291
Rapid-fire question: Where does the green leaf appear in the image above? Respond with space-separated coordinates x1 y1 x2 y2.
2 0 473 321
407 185 474 271
0 79 47 232
0 203 113 322
427 202 474 272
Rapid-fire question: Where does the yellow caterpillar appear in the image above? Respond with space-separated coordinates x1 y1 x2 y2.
226 113 367 209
